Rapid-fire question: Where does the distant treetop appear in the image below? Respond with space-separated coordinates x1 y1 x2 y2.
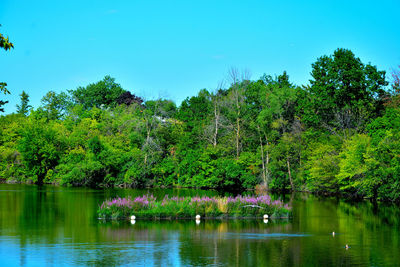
69 75 126 109
116 91 144 106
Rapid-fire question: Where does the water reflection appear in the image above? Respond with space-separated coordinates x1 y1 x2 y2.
0 184 399 266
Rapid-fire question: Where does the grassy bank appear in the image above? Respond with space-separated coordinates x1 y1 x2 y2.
98 194 291 220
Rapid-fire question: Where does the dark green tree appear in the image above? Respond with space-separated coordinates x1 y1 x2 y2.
17 122 65 184
16 91 32 116
303 48 388 131
70 76 126 109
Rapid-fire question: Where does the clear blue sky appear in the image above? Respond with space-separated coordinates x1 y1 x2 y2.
1 0 400 113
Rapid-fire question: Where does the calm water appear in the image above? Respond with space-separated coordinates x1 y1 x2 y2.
0 184 399 266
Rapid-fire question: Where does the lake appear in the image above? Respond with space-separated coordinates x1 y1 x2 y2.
0 184 399 266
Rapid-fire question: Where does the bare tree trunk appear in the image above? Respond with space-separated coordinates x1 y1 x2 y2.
235 91 240 160
144 124 151 165
265 135 270 183
257 126 268 188
287 158 294 191
259 131 266 185
236 117 240 159
229 67 241 159
213 99 219 147
228 67 247 160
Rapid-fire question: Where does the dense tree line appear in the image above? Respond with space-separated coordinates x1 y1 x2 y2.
1 48 400 201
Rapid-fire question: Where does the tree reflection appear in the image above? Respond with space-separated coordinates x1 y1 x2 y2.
0 185 399 266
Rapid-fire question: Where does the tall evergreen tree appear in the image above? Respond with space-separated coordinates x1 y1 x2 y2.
16 91 32 116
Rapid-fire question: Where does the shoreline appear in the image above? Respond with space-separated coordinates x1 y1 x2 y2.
0 180 384 203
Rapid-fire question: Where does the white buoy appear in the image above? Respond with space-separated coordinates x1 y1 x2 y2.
195 215 201 220
263 214 269 219
345 244 349 250
195 219 201 225
130 219 136 225
263 219 269 224
332 231 335 237
131 215 136 220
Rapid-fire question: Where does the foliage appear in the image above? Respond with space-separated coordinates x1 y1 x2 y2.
303 48 388 128
0 85 9 113
305 142 340 193
116 91 144 106
1 48 400 201
365 108 400 201
39 91 71 120
0 25 13 112
17 120 66 184
0 25 13 51
69 75 126 109
16 91 32 116
336 134 372 197
369 131 400 202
